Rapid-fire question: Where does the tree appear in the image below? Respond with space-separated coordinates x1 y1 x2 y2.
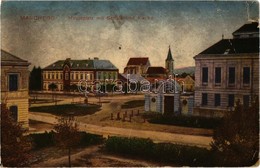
1 104 32 166
180 72 188 78
211 96 259 166
29 66 42 91
54 116 81 167
49 82 58 91
70 84 78 92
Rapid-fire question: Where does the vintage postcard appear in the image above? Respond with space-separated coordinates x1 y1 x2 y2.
1 1 259 167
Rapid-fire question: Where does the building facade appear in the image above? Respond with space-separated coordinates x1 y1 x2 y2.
123 57 150 76
177 75 195 92
1 50 30 128
42 57 118 91
193 22 259 117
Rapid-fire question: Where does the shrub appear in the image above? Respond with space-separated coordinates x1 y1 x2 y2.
105 136 154 157
121 100 144 109
30 131 55 149
148 115 222 129
79 132 104 146
105 136 213 166
30 131 104 149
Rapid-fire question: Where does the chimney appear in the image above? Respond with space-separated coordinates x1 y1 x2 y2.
94 57 99 60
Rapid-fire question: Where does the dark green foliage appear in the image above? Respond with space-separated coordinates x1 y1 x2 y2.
153 143 212 166
105 136 212 166
48 83 58 91
105 136 154 157
30 131 55 149
29 66 42 91
1 104 32 167
121 100 144 109
30 131 104 149
211 97 259 166
148 114 221 129
100 84 116 92
79 132 105 146
70 84 78 92
29 104 101 116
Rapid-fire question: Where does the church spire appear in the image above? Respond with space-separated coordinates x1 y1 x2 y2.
165 45 174 76
166 45 173 61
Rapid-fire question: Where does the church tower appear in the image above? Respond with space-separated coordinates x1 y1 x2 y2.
165 45 174 76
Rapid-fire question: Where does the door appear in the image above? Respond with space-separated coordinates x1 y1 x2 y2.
164 96 174 115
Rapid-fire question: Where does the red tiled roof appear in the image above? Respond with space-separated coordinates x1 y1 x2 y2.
146 66 166 74
127 57 149 66
145 77 166 83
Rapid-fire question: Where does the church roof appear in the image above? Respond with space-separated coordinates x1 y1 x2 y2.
146 66 166 74
166 46 173 61
126 57 149 66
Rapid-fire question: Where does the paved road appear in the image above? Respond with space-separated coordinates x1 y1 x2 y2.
29 112 213 149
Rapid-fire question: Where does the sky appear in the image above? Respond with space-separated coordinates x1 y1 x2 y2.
1 1 259 72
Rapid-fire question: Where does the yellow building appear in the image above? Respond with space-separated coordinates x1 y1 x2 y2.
42 57 118 91
1 50 30 128
177 75 195 92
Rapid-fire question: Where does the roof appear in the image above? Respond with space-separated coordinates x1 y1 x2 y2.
232 22 259 35
126 57 149 66
145 76 166 83
195 38 259 57
1 50 30 66
43 58 118 70
119 73 146 82
93 60 117 69
166 46 173 61
146 66 166 74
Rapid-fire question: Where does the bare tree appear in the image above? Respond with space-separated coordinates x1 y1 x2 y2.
53 116 81 167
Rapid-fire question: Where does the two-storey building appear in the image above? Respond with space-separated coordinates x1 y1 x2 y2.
193 22 259 117
1 50 30 128
42 57 118 91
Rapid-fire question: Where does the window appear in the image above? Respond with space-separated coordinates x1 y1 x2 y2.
80 74 83 79
228 94 235 107
9 105 18 121
243 67 250 84
243 95 250 108
56 74 58 79
60 74 63 79
65 73 69 80
214 94 221 106
202 93 208 105
9 74 18 91
215 67 221 84
228 67 235 84
202 67 208 84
